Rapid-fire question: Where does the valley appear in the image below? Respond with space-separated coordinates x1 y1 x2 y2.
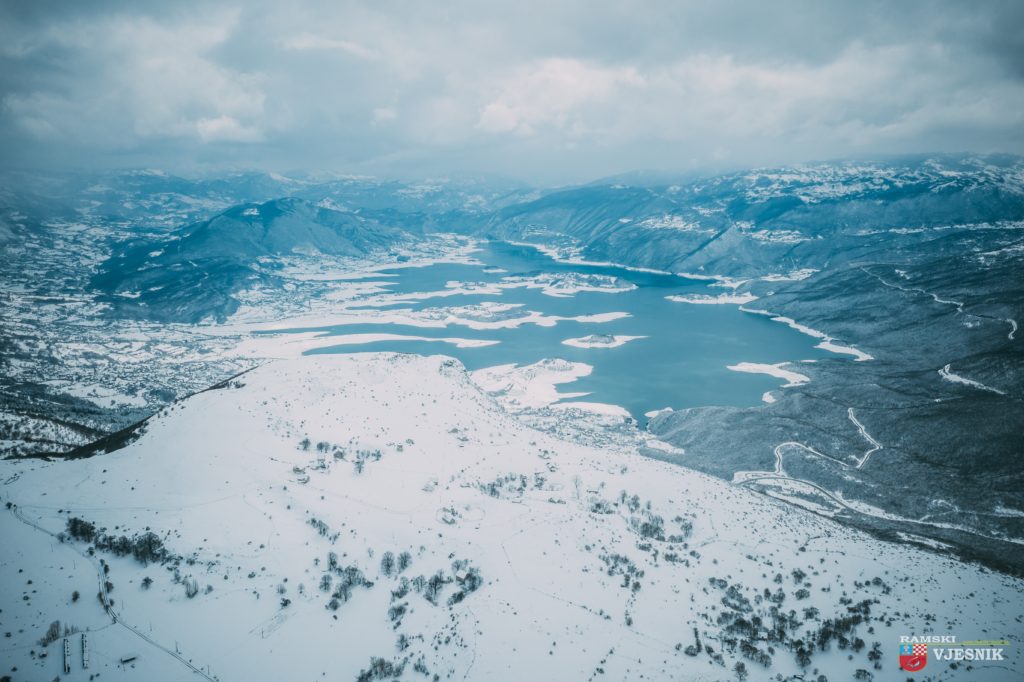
2 156 1023 681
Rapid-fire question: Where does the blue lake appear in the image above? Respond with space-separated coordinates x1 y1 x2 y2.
271 241 830 422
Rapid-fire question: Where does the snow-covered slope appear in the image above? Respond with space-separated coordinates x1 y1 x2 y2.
478 155 1024 277
90 197 414 323
2 354 1019 681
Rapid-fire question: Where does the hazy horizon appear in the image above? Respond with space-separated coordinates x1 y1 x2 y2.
4 151 1022 192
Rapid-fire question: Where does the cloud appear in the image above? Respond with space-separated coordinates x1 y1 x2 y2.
197 115 263 143
0 7 267 149
477 58 643 135
0 1 1021 181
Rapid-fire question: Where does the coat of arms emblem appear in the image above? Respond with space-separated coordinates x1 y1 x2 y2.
900 643 928 671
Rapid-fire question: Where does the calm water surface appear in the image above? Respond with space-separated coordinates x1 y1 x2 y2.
271 242 828 422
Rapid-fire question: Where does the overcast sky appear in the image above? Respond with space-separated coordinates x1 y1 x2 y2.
2 0 1022 182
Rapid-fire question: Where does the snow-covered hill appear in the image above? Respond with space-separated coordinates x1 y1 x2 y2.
89 197 416 323
3 354 1019 681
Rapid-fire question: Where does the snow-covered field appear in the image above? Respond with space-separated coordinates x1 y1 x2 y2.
3 353 1020 681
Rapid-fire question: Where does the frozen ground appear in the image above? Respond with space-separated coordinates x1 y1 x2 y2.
3 353 1020 681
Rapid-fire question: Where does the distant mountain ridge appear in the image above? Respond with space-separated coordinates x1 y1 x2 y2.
91 197 411 322
476 154 1024 276
82 154 1024 323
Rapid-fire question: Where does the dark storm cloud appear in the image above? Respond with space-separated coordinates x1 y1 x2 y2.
1 0 1022 182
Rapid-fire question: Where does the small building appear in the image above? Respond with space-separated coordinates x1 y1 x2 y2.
82 632 90 669
62 638 71 674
